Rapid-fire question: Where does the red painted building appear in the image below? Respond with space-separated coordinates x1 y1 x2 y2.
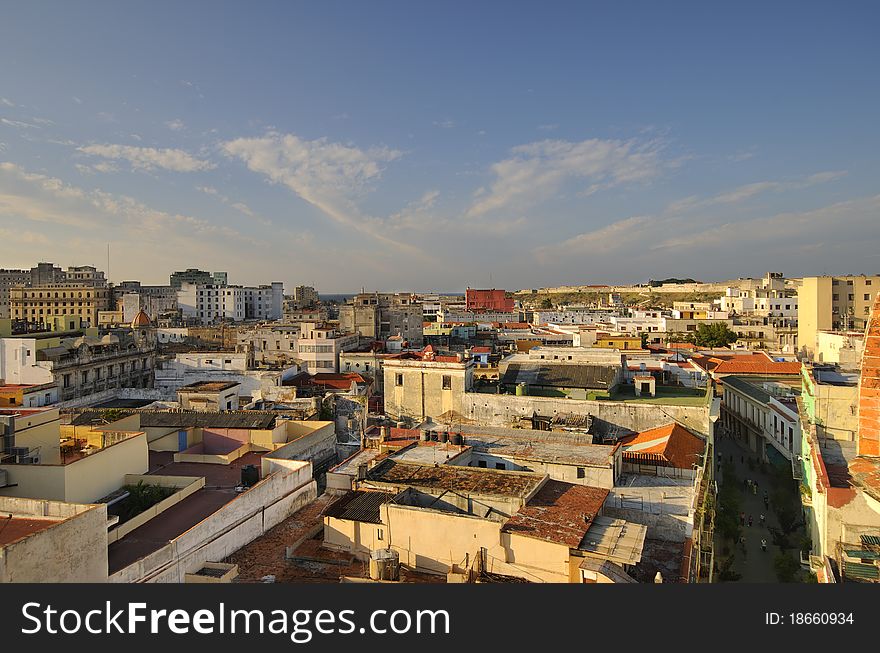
466 288 514 312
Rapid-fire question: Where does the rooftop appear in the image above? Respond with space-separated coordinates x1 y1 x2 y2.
107 450 267 573
619 423 707 469
501 480 609 548
323 490 396 524
177 381 240 393
501 362 620 389
69 409 279 430
366 459 544 498
0 516 62 547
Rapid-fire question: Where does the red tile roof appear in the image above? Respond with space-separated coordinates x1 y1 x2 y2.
619 423 706 469
713 359 801 375
310 373 366 390
502 480 608 547
471 346 492 353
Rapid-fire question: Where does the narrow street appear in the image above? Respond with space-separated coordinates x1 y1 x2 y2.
713 426 806 582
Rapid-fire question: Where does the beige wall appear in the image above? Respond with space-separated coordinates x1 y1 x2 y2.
0 432 149 502
502 532 572 582
384 361 473 421
11 409 62 464
0 497 108 582
324 501 579 582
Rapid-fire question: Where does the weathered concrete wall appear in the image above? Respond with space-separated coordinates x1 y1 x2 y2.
461 392 712 438
110 460 316 583
0 498 108 582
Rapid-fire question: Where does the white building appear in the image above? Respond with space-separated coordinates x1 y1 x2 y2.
177 282 283 324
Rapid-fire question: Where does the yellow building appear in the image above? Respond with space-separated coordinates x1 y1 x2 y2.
10 284 111 327
798 275 880 359
593 335 642 350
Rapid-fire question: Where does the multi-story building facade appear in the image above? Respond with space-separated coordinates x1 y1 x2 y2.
293 285 319 308
169 268 228 289
798 275 880 359
383 348 474 422
177 282 283 324
64 265 107 287
0 268 31 319
242 322 359 374
0 330 155 403
339 292 423 346
465 288 515 312
9 285 111 327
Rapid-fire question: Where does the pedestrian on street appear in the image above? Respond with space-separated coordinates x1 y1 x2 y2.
748 515 753 527
760 514 765 525
752 483 757 495
761 539 767 552
740 512 745 525
764 496 769 509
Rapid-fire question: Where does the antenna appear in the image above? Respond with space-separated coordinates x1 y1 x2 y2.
107 243 110 281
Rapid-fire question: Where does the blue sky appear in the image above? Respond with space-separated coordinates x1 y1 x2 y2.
1 1 878 292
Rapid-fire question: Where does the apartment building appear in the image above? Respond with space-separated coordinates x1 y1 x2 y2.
9 284 112 327
339 292 423 346
293 285 319 308
177 282 283 324
169 268 227 289
0 268 31 319
798 275 880 359
0 330 155 403
383 347 473 422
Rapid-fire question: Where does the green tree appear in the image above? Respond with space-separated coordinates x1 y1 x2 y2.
692 322 738 348
539 298 553 309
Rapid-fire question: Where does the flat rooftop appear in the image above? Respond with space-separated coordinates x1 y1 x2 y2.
330 447 384 476
422 424 614 467
0 516 62 547
388 442 470 465
177 381 240 393
107 450 268 574
366 459 544 498
69 409 279 430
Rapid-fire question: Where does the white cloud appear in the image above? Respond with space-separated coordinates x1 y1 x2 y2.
665 170 846 214
467 137 669 217
433 119 455 129
1 118 40 129
78 143 216 173
165 119 185 131
222 131 411 248
72 96 83 105
535 215 652 262
0 98 14 107
197 184 270 225
537 123 559 131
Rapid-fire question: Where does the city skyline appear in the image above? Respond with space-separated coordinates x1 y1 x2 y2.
2 1 879 292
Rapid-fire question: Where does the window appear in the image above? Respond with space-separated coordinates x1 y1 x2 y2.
224 359 232 364
81 371 88 384
377 529 384 541
577 467 585 479
63 374 71 388
848 294 854 301
477 460 487 468
866 279 872 286
832 294 839 301
442 375 452 390
495 462 505 470
865 294 871 301
686 324 697 331
395 373 404 387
